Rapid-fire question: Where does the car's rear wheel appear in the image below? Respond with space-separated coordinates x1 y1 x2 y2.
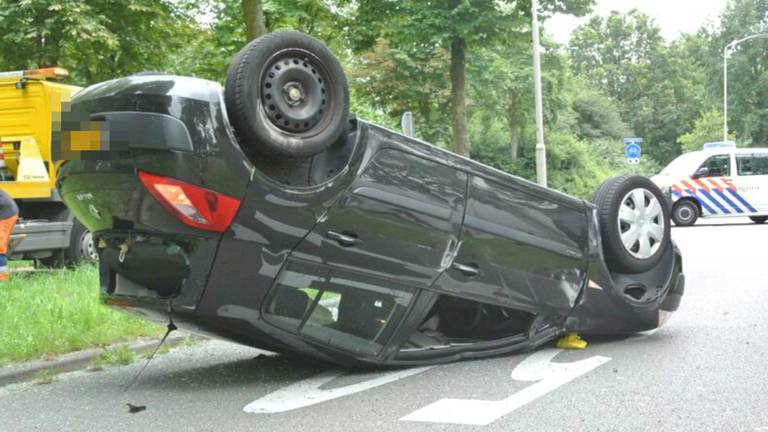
749 216 768 224
671 199 699 226
592 176 671 274
224 31 349 159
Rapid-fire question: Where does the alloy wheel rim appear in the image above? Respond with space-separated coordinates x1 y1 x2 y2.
617 188 665 259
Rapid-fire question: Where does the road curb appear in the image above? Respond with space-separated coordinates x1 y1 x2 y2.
0 334 194 387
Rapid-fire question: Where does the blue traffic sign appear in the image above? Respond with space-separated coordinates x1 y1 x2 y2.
623 137 642 165
624 143 642 159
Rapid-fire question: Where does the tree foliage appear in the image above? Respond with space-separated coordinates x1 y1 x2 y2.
678 109 733 153
0 0 198 84
5 0 767 197
709 0 768 146
568 10 707 163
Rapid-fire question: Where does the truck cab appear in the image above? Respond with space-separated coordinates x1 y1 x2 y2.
0 67 93 264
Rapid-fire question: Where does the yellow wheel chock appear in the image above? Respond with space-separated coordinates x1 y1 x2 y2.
556 332 588 350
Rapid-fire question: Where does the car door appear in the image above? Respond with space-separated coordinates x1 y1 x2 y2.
734 152 768 213
432 175 588 314
689 153 744 215
291 148 467 288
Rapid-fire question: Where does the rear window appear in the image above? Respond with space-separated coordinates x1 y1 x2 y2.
736 153 768 176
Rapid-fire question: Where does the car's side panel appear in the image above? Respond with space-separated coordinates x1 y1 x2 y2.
195 129 368 331
291 148 467 288
432 175 589 314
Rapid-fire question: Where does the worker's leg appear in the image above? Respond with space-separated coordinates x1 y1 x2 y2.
0 215 18 281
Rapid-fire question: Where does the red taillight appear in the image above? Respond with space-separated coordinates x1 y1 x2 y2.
138 170 241 233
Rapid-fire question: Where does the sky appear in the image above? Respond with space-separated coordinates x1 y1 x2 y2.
547 0 731 44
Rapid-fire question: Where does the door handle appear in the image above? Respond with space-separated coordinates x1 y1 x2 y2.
327 230 358 247
452 262 479 277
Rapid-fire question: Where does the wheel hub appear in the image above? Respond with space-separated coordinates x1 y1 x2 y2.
617 188 665 259
283 82 305 106
261 52 329 134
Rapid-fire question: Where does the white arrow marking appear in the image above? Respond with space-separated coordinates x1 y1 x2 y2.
401 349 611 426
244 366 433 414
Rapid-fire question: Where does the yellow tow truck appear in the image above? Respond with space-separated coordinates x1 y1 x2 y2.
0 67 94 265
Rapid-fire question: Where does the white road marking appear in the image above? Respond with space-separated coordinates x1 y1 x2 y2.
400 349 611 426
243 366 433 414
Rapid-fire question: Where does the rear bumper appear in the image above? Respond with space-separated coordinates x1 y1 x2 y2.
97 230 220 323
10 220 71 256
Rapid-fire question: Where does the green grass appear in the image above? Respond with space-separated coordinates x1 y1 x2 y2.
32 369 58 385
91 346 136 370
9 260 34 270
0 265 163 366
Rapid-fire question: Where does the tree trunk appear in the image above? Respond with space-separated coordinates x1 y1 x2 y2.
509 122 521 161
450 35 470 157
243 0 267 42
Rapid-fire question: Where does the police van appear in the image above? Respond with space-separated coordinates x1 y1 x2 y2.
652 141 768 226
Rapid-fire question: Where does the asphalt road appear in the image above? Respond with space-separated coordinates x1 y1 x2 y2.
2 218 767 432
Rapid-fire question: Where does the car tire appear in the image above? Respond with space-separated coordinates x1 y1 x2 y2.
749 216 768 224
592 175 671 274
671 200 699 226
224 31 349 159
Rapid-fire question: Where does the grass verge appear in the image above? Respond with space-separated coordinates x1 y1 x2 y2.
0 265 163 366
90 346 136 370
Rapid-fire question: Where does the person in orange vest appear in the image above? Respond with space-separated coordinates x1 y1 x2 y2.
0 189 19 281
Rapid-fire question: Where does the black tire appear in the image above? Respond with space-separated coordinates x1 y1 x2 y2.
749 216 768 224
224 31 349 159
592 175 671 274
671 200 699 226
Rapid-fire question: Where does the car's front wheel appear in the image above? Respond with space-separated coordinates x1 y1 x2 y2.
749 216 768 224
671 200 699 226
592 176 671 274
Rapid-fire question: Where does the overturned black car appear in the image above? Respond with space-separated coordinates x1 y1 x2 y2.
56 32 684 367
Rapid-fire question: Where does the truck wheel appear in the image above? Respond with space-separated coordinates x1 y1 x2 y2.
69 220 99 264
671 200 699 226
749 216 768 224
592 175 671 274
224 31 349 159
39 219 97 268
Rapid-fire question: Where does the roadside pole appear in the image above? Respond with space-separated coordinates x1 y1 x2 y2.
401 112 415 138
531 0 547 187
723 44 729 143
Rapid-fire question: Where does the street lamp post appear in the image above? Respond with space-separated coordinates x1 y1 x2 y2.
723 33 768 143
531 0 547 187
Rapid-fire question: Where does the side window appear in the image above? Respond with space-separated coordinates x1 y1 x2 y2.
737 154 768 176
697 154 731 177
264 260 415 356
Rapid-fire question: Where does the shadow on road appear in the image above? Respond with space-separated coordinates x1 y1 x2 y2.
132 354 331 391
